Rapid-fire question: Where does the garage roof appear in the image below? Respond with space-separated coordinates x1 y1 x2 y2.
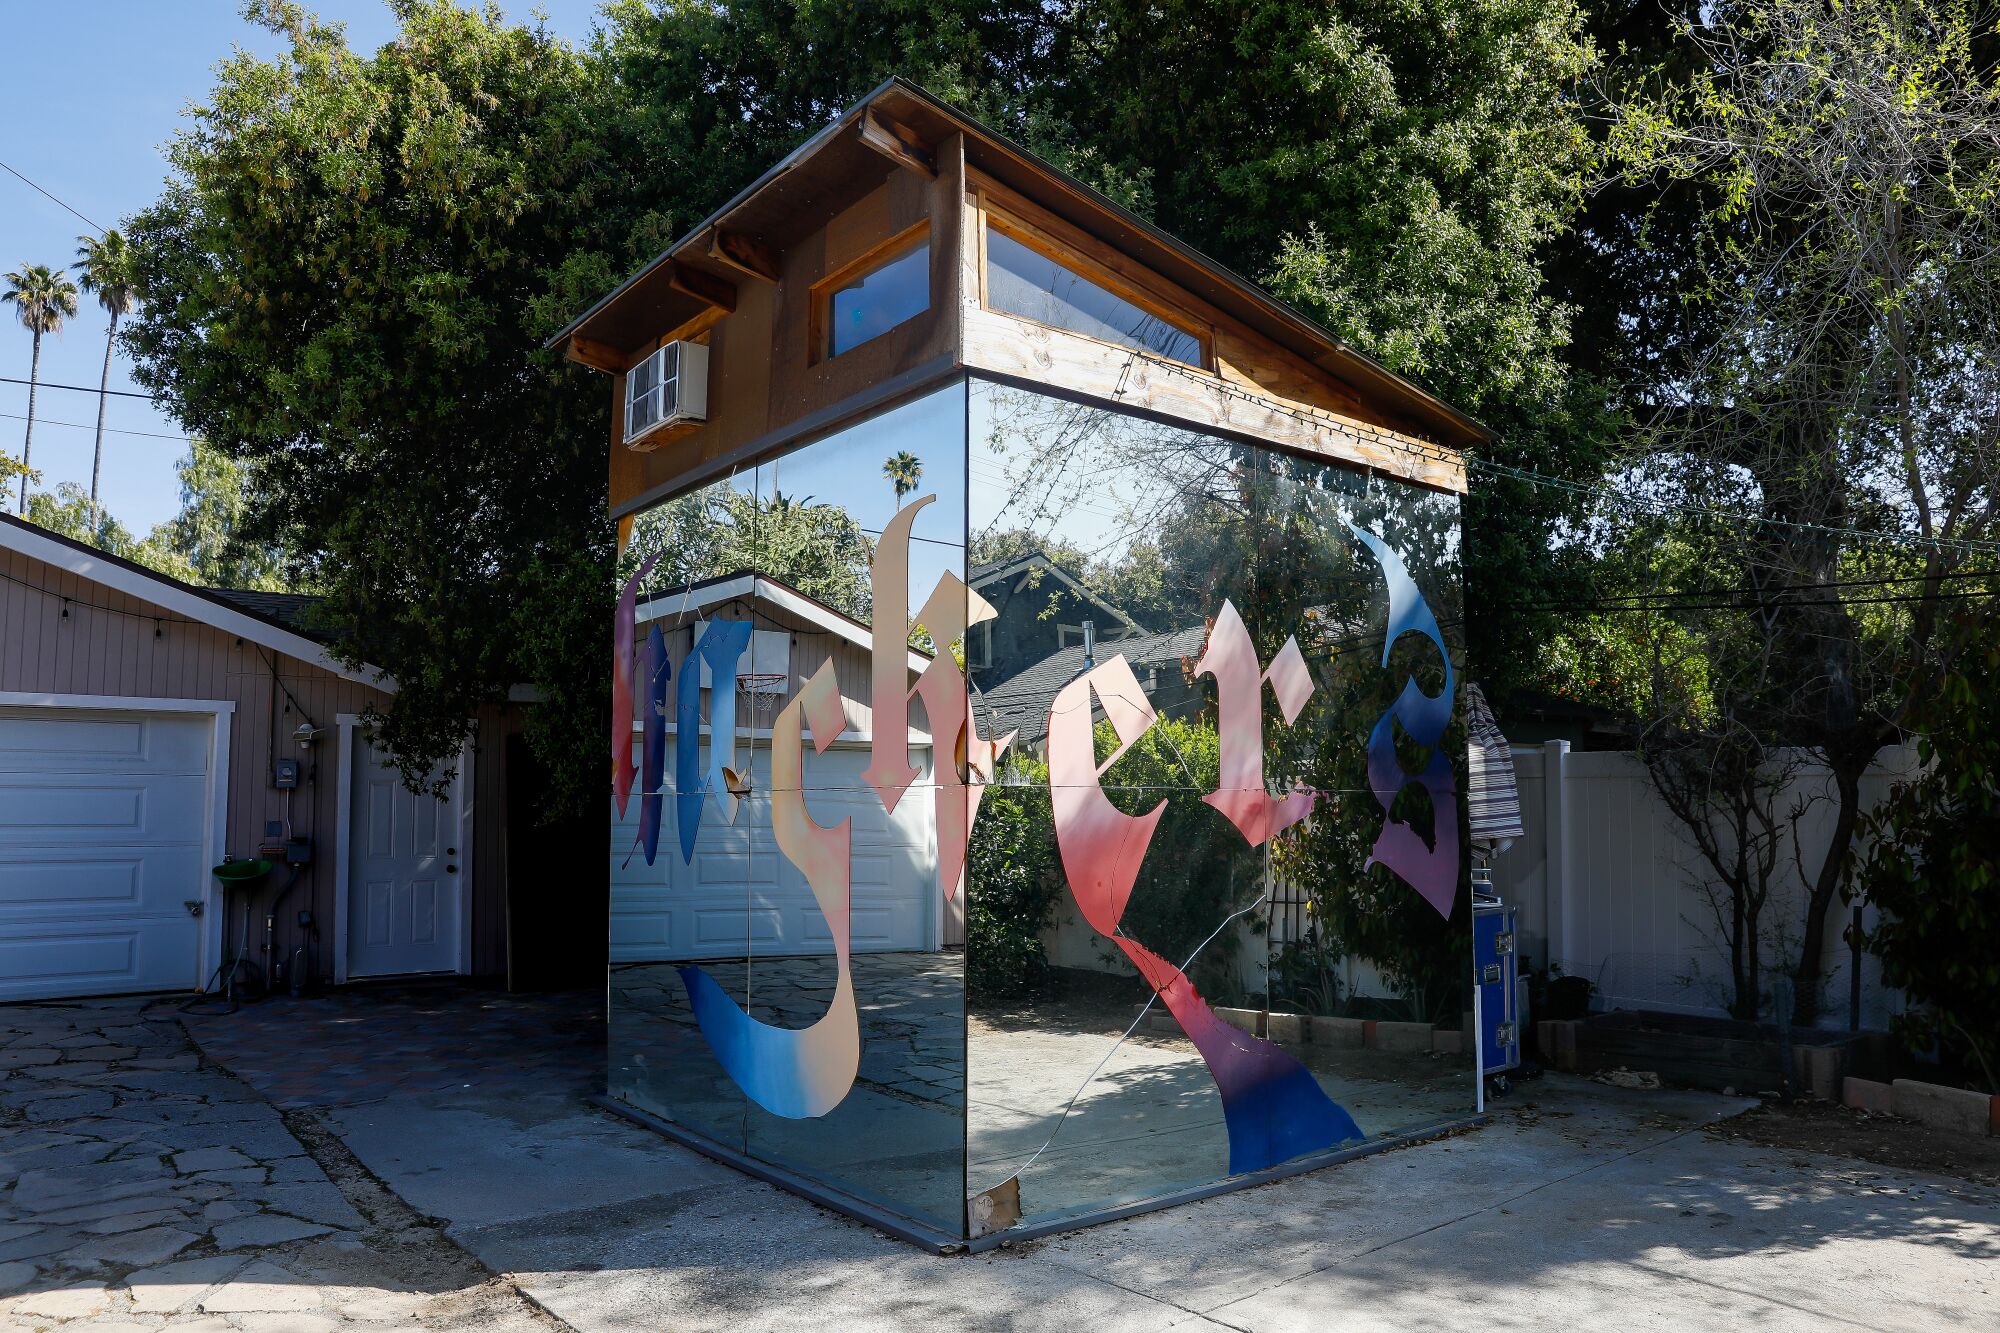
0 514 390 690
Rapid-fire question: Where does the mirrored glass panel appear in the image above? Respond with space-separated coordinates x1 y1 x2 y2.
609 380 968 1235
965 378 1471 1231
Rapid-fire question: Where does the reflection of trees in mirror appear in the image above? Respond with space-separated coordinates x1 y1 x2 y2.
623 485 874 621
1276 647 1469 1027
966 765 1062 1004
1094 717 1266 1008
967 720 1263 1007
972 382 1247 579
882 450 923 506
968 380 1470 1024
972 382 1464 636
1214 459 1466 1027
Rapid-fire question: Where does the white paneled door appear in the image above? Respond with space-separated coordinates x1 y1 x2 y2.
346 732 464 977
0 707 213 1001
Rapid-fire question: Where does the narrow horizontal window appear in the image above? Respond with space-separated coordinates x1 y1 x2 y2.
826 237 931 358
985 224 1203 367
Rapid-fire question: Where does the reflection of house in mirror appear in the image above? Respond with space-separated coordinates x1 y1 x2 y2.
611 569 953 962
551 77 1491 1252
965 550 1145 681
976 623 1207 755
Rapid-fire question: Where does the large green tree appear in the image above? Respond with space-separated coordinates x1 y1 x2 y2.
125 0 1612 810
1038 0 1618 698
124 0 634 795
1600 0 2000 1024
1860 621 2000 1092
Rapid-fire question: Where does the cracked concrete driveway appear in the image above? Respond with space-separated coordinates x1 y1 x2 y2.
6 990 2000 1332
0 999 555 1332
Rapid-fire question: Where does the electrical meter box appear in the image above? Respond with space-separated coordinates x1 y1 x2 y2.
271 758 300 789
1474 895 1521 1077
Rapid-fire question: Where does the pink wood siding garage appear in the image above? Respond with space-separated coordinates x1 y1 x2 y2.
0 515 515 998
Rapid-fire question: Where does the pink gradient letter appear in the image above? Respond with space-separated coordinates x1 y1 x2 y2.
1194 601 1318 846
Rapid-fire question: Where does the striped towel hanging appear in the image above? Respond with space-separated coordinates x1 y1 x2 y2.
1464 682 1524 851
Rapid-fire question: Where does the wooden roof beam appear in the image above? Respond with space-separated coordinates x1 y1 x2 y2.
707 228 781 283
859 107 937 179
565 334 628 374
667 261 737 313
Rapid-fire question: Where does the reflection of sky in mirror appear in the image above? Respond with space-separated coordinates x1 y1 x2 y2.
969 382 1170 563
967 378 1463 657
969 379 1460 574
751 381 966 608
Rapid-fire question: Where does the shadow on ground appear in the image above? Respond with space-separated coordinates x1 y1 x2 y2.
8 984 2000 1331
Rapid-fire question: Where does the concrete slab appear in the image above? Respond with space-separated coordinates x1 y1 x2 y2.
56 984 1989 1333
325 1083 742 1229
423 1076 2000 1333
463 1178 1206 1333
1203 1125 2000 1331
1893 1079 1994 1138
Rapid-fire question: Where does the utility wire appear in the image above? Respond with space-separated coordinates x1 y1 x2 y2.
0 411 194 443
0 376 154 400
0 157 102 234
1466 454 2000 559
1500 587 1998 616
1132 353 2000 560
1499 570 2000 614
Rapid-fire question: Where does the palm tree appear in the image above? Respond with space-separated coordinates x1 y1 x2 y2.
3 263 80 515
883 450 923 506
75 231 137 533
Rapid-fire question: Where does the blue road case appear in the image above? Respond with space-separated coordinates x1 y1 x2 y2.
1473 887 1520 1078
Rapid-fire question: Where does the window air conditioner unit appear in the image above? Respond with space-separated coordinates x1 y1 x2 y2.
625 340 710 448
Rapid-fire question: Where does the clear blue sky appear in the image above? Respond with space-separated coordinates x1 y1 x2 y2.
0 1 606 533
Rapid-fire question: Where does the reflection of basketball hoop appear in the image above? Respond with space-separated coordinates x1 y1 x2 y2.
729 673 790 798
736 672 788 698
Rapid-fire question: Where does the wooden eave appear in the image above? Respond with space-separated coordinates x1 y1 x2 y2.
549 78 1491 451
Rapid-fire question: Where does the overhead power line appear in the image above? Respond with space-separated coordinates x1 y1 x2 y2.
0 376 155 401
0 411 194 444
1499 586 1997 616
1466 455 2000 559
1501 566 2000 611
0 157 102 234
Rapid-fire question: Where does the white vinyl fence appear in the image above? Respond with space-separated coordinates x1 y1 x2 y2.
1488 742 1920 1030
1031 740 1917 1030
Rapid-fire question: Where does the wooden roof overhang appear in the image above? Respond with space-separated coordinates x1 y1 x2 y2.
551 78 1490 476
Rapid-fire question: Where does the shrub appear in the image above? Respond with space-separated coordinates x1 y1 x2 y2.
1860 626 2000 1094
966 761 1064 1004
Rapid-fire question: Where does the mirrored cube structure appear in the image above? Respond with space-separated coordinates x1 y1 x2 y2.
560 81 1487 1250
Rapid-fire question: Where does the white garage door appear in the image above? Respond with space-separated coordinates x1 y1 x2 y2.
0 707 213 1001
611 739 936 961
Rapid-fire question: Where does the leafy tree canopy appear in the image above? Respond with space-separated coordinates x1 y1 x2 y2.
624 487 875 622
124 0 1618 807
125 0 632 793
23 440 288 592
